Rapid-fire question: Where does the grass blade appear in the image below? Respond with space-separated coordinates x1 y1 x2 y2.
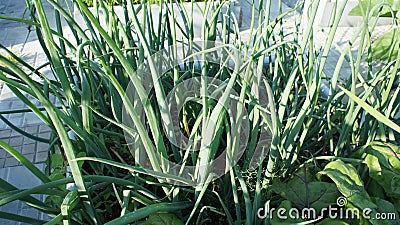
339 86 400 133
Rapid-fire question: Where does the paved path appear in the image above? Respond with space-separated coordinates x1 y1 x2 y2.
0 0 54 171
0 0 56 224
0 164 51 225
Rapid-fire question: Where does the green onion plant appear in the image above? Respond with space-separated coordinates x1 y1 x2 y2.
0 0 399 224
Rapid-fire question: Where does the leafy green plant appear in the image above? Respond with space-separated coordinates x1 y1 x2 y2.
349 0 400 17
271 144 400 224
0 0 399 224
349 0 400 61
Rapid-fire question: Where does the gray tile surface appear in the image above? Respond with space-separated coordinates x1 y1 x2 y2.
0 126 50 168
0 0 53 173
0 164 49 224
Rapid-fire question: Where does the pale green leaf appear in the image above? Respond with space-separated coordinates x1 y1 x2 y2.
317 160 375 210
348 0 399 17
371 28 400 61
272 168 340 213
339 86 400 134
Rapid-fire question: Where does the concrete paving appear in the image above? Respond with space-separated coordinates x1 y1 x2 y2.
0 163 52 225
0 125 51 168
0 0 52 168
0 0 56 223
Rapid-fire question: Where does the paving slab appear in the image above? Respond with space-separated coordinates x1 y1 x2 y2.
34 152 48 164
0 0 60 131
21 143 36 155
0 164 49 224
0 127 50 168
0 129 11 139
4 157 20 167
0 149 6 158
0 158 4 168
8 136 23 148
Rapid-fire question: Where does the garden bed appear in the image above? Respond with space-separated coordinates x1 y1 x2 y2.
0 0 399 224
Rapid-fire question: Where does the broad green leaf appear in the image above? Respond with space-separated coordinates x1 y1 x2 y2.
316 160 393 225
371 28 400 61
365 142 400 198
366 179 386 199
365 155 400 198
345 202 373 225
272 168 340 213
46 154 66 182
348 0 400 17
317 160 375 210
367 142 400 171
50 154 64 169
139 213 184 225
